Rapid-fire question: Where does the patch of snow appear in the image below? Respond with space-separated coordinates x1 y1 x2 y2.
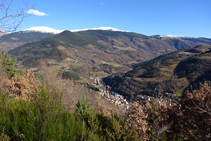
23 26 64 34
70 27 127 32
160 35 199 38
22 26 127 34
0 30 9 37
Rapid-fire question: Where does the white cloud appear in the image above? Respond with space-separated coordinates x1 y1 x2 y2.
27 9 48 16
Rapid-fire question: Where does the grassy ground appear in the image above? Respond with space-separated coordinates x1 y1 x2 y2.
159 61 180 80
75 76 88 84
175 89 183 97
178 52 194 55
90 71 109 78
101 61 122 67
72 62 83 67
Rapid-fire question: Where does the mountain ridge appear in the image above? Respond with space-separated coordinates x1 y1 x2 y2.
22 26 128 34
8 30 211 86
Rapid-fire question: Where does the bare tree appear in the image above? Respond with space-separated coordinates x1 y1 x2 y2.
0 0 34 32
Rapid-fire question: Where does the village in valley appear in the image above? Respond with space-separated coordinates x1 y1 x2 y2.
88 77 130 110
88 77 181 110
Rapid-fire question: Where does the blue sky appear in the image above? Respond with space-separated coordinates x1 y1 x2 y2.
17 0 211 38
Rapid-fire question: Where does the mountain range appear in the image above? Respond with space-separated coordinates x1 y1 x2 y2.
5 27 211 85
0 26 128 51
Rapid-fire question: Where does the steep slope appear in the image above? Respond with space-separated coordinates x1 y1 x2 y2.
8 30 211 84
103 45 211 98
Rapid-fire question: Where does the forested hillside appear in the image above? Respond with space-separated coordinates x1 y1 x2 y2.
103 45 211 98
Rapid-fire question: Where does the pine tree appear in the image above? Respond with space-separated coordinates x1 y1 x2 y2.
0 51 23 78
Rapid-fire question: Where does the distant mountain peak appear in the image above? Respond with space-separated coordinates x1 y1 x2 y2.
0 30 9 37
70 27 127 32
22 26 64 34
22 26 127 34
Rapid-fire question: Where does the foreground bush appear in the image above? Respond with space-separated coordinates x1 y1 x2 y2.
181 82 211 140
126 81 211 141
0 76 140 140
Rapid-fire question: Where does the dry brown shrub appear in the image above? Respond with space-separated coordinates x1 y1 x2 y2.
0 71 38 101
181 81 211 140
126 100 181 140
126 101 149 140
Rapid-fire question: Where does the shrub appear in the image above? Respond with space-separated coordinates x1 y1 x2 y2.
181 81 211 140
62 71 80 80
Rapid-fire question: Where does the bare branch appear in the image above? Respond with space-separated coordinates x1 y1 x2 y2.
0 0 35 32
191 99 211 116
156 121 173 137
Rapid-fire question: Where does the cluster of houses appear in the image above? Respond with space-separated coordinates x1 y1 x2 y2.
97 91 130 109
89 77 130 109
137 95 152 101
137 94 181 109
89 77 180 110
163 92 177 97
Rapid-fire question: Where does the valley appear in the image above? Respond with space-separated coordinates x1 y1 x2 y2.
1 28 210 103
1 27 211 140
6 29 211 86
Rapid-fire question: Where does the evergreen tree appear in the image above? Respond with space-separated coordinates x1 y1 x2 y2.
0 51 23 78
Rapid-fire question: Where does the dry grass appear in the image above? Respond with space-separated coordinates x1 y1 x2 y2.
57 45 66 51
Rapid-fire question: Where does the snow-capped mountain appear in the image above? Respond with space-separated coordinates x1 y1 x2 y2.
70 27 126 32
23 26 64 34
0 30 9 37
22 26 126 34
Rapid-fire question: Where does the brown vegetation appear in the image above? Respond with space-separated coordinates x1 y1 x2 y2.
125 81 211 140
181 82 211 140
0 71 38 101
